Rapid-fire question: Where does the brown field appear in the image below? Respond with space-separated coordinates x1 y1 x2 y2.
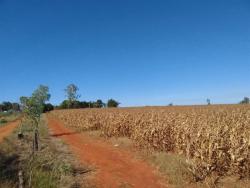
49 105 250 180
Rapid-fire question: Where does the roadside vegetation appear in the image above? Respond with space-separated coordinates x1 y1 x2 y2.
0 116 93 188
0 84 94 188
0 111 20 127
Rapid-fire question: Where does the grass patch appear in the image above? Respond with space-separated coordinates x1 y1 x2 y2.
147 152 250 188
0 135 19 187
148 152 193 188
0 112 20 126
0 115 93 188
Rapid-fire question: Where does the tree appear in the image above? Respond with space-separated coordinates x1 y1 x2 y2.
64 84 80 108
12 103 20 111
43 103 54 112
239 97 250 104
94 99 105 108
107 99 119 108
59 100 69 109
20 85 50 152
2 101 12 111
72 100 81 108
206 99 211 105
79 101 89 108
0 104 3 112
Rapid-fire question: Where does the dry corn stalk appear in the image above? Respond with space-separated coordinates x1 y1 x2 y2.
49 105 250 179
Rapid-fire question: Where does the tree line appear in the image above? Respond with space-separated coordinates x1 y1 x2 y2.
0 101 20 112
57 84 119 109
0 83 120 113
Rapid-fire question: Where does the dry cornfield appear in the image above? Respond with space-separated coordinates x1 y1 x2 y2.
49 105 250 180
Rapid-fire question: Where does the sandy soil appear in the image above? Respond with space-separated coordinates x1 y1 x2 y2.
0 121 19 143
47 116 167 188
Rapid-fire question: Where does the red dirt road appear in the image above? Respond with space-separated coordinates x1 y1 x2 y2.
47 116 167 188
0 121 19 143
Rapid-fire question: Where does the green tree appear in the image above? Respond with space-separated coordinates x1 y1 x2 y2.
107 99 119 108
239 97 250 104
20 85 50 151
0 104 3 112
12 103 20 111
59 100 69 109
94 99 105 108
43 103 54 112
79 101 89 108
64 84 80 108
2 101 12 111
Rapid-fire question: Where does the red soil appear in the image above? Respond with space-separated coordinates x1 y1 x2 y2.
47 116 167 188
0 121 19 143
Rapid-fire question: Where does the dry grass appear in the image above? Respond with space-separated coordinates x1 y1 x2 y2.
0 112 20 126
50 105 250 181
0 115 94 188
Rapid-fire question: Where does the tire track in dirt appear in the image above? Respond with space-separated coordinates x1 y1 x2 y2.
0 121 19 143
47 116 167 188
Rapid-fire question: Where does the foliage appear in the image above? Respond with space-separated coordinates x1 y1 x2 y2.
64 84 80 103
11 103 20 111
20 85 50 151
0 102 20 112
1 102 12 111
20 85 50 126
59 100 69 109
59 100 106 109
239 97 250 104
93 99 105 108
107 99 119 108
0 119 7 124
43 103 54 113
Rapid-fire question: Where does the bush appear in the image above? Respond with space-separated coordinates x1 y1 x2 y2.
0 119 7 124
43 103 54 113
107 99 119 108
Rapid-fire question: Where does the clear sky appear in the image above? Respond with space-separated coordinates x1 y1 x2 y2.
0 0 249 106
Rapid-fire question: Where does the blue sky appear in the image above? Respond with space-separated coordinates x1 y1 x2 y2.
0 0 249 106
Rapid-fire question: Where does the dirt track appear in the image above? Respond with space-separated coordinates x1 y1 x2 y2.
47 116 167 188
0 121 19 143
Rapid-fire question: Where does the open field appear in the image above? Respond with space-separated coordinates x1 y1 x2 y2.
49 105 250 182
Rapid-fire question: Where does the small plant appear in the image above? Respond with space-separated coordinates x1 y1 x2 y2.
0 119 7 124
20 85 50 152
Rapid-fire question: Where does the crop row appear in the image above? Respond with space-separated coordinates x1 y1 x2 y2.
49 105 250 179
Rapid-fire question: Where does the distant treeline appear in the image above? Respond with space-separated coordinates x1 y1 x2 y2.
0 98 119 113
2 83 248 113
0 101 20 112
0 101 54 113
57 99 119 109
239 97 250 104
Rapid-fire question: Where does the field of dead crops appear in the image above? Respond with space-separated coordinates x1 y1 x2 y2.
49 105 250 180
